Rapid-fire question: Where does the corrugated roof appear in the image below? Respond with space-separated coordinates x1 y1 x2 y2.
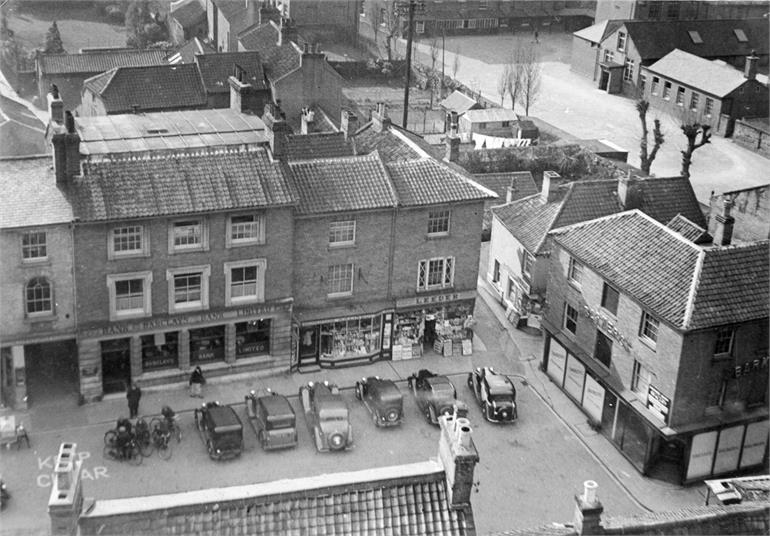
72 148 295 221
195 51 267 93
0 157 73 228
463 108 519 123
76 109 267 156
440 90 480 114
39 50 167 75
645 49 753 98
387 158 497 206
83 63 207 113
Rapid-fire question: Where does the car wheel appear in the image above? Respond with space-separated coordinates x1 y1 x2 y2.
467 374 473 389
314 429 324 452
258 430 267 449
372 411 380 426
206 440 214 457
329 433 345 450
355 384 363 401
386 409 400 423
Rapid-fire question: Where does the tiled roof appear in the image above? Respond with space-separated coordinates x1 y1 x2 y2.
286 132 355 160
238 22 301 81
440 90 479 114
0 95 48 157
354 122 423 163
83 63 207 113
551 210 770 330
646 49 752 98
621 18 768 61
634 176 707 228
195 51 267 93
573 19 625 44
463 108 519 123
667 214 711 244
38 50 167 75
473 172 538 203
169 0 206 28
72 148 295 221
387 158 497 206
288 152 397 215
166 37 216 64
492 195 561 253
0 157 73 228
79 460 474 536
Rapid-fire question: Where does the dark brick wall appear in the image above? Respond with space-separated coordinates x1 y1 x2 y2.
602 504 770 535
708 187 770 242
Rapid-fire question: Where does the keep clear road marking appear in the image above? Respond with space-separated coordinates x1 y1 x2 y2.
36 450 109 488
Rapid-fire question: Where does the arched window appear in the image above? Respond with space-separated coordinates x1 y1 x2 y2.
26 277 52 315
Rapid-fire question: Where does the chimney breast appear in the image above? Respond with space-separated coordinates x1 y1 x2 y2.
372 102 391 133
744 51 758 80
541 171 563 203
48 86 64 125
573 481 604 535
341 109 359 140
713 198 735 246
444 111 460 163
618 172 642 210
437 414 479 510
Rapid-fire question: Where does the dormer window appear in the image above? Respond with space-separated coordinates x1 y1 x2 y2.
688 31 702 44
734 29 748 43
616 31 626 52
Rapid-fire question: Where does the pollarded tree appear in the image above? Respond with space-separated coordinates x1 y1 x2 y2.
680 118 711 180
517 43 541 116
498 63 511 107
44 21 65 54
636 99 664 175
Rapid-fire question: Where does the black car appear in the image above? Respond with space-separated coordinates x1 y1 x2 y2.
355 376 403 427
194 401 243 460
245 389 298 450
407 369 467 425
467 367 518 423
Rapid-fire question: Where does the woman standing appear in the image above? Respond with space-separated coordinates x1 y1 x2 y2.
189 366 205 398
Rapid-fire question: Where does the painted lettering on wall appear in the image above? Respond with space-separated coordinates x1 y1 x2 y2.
731 356 768 379
646 385 670 423
582 305 632 351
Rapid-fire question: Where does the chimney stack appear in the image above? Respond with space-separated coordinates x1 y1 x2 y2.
264 101 291 159
713 198 735 246
372 102 391 133
259 0 280 24
301 107 315 134
506 182 517 204
618 172 642 210
228 75 263 114
47 443 84 536
437 415 479 509
541 171 563 203
48 85 64 125
52 111 81 187
444 111 460 163
744 50 758 80
573 480 604 535
277 17 297 46
341 109 359 140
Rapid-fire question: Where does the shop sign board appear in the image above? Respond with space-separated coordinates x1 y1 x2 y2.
646 385 670 424
396 289 477 308
686 430 718 481
237 341 268 355
740 421 769 469
143 354 178 371
547 339 567 387
713 425 744 475
582 305 632 351
731 356 768 378
564 353 586 403
582 374 605 424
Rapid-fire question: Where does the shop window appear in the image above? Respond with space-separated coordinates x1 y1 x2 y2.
502 121 510 127
109 225 145 259
417 257 454 291
141 332 179 371
235 319 271 358
689 91 699 111
167 265 210 313
631 360 652 399
662 81 671 100
714 327 734 356
321 315 382 360
623 58 634 82
594 330 613 368
676 86 685 106
189 326 225 364
616 31 626 51
22 231 47 261
25 277 53 316
329 220 356 246
614 402 652 472
563 303 578 334
492 259 500 283
224 259 266 306
108 271 152 320
601 283 619 315
639 311 659 346
227 213 264 247
169 218 207 252
328 263 354 296
651 76 659 95
705 97 714 116
567 256 584 287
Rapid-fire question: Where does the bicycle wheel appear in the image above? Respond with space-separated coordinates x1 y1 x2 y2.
158 438 172 460
103 444 118 461
104 430 117 447
149 417 163 433
127 443 143 466
173 422 182 443
138 435 154 457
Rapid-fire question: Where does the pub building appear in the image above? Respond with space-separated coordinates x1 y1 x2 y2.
542 210 768 484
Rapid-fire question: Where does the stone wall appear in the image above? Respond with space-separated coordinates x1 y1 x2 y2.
732 118 770 159
602 503 770 535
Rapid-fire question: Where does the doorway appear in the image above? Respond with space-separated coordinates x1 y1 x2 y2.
599 69 609 91
25 339 79 407
298 326 319 367
424 318 437 350
101 338 131 394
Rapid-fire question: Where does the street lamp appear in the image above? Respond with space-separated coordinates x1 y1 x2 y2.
394 0 425 129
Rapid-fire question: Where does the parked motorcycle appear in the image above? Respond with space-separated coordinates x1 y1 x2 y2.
0 476 10 509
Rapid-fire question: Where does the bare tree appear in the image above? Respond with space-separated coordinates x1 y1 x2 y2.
506 41 525 113
636 100 665 175
498 63 511 107
517 43 541 116
383 6 401 62
451 45 461 79
679 110 711 180
368 3 382 55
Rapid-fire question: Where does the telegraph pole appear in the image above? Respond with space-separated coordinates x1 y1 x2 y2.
395 1 425 129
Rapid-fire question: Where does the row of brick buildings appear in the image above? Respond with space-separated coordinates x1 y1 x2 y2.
0 86 494 409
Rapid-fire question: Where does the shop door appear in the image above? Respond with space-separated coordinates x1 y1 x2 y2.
600 391 617 440
598 69 609 91
298 327 319 366
101 338 131 394
25 340 79 407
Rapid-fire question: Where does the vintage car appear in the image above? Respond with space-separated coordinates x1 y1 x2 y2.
407 369 468 425
299 381 353 452
354 376 403 427
193 401 243 460
467 367 518 423
245 389 298 450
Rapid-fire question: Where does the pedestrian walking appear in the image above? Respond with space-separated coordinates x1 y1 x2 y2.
533 29 539 43
126 382 141 418
189 366 205 398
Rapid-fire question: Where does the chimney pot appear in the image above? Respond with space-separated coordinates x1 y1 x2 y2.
744 50 759 80
573 481 604 535
541 171 563 203
341 109 359 140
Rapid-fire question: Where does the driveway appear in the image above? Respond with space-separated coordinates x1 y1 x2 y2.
412 32 770 203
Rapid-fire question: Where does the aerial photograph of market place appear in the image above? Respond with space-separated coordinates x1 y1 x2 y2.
0 0 768 534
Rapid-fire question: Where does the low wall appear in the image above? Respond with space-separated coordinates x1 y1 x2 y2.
732 118 770 158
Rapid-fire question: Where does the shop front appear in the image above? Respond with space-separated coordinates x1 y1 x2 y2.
543 331 769 484
393 290 477 360
77 299 293 401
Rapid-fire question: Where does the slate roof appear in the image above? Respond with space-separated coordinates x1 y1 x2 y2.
472 172 538 202
0 157 73 228
634 176 707 228
387 159 497 206
79 460 474 536
285 132 355 160
38 50 167 75
550 210 770 330
440 90 480 114
169 0 206 28
667 214 712 244
83 63 207 113
646 49 754 98
462 108 519 124
573 19 625 44
71 148 295 221
195 51 267 93
0 94 48 157
288 152 397 215
619 18 768 61
354 122 423 163
238 22 302 81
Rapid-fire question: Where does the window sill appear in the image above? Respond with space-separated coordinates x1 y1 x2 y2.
21 258 50 267
24 314 57 324
326 293 353 300
426 233 450 240
416 286 454 293
226 240 265 249
112 310 151 321
169 303 207 314
226 296 263 307
328 243 356 250
638 336 657 352
711 353 733 363
109 251 148 260
567 280 582 290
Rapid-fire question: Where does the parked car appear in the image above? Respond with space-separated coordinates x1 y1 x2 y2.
245 389 298 450
299 381 353 452
355 376 403 427
193 401 243 460
407 369 467 425
467 367 518 423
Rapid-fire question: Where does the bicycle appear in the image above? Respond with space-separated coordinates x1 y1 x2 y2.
150 420 173 460
151 406 182 443
103 430 142 465
134 418 154 458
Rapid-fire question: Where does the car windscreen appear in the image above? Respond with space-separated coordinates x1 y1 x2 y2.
318 408 348 421
489 394 514 403
431 383 455 396
213 431 242 446
266 415 295 429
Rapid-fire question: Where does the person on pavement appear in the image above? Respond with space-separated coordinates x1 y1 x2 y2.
126 382 141 419
189 366 205 398
116 417 132 459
